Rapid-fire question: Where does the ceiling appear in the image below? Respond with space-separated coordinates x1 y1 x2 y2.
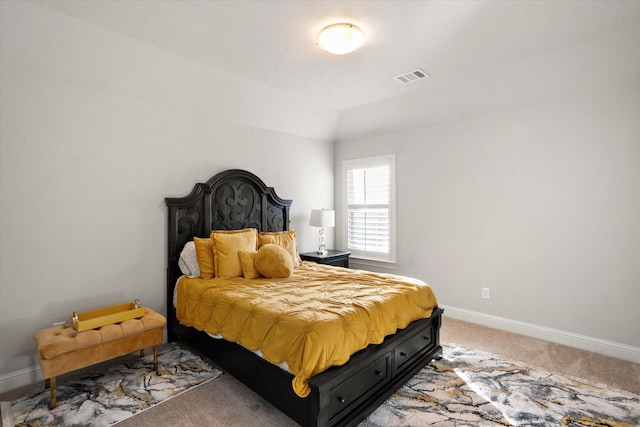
38 1 640 125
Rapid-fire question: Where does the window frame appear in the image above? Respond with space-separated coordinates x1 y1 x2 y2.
342 154 396 264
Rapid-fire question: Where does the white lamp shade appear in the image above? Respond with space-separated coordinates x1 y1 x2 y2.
317 23 365 55
309 209 335 228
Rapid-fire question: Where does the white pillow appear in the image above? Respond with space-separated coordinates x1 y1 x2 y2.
178 241 200 277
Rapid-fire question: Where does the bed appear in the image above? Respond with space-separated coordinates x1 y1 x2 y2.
165 169 444 427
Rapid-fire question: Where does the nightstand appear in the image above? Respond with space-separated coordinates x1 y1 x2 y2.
300 250 351 268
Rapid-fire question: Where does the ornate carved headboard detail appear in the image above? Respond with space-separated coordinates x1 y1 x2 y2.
165 169 292 339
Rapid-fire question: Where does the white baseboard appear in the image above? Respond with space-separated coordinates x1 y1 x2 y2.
440 304 640 364
0 327 170 395
0 365 42 395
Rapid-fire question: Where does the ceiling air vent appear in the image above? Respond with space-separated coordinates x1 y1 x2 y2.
394 68 430 84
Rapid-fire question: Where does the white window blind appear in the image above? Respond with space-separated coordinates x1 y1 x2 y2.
343 155 395 263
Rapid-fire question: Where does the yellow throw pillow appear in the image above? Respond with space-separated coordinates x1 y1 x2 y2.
258 230 301 267
193 237 214 279
255 244 294 278
211 229 258 279
238 250 261 279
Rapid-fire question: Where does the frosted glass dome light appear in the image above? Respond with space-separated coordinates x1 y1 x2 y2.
317 23 365 55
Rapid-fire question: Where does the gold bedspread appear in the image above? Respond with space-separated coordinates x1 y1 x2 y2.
176 261 438 397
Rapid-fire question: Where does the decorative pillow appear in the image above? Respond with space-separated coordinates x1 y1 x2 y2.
211 228 258 279
255 244 294 278
258 230 301 267
238 250 261 279
193 237 214 279
178 241 200 277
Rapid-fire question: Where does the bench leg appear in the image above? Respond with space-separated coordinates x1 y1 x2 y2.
46 377 57 409
139 346 158 370
153 345 158 371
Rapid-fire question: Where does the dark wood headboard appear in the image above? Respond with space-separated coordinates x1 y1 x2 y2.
164 169 292 340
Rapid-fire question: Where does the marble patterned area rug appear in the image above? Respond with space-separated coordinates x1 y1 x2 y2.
6 345 222 427
363 345 640 427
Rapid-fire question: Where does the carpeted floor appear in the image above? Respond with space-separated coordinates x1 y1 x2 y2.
1 316 638 426
362 344 640 426
2 345 222 427
440 317 640 397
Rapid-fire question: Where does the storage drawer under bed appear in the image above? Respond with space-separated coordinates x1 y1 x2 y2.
327 354 392 421
394 323 434 371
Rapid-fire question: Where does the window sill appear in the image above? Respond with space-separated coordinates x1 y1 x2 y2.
349 257 397 270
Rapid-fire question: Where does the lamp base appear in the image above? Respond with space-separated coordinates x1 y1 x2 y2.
317 229 327 256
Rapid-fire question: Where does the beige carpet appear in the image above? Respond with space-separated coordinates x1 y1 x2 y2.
1 315 638 426
7 345 222 427
440 317 640 396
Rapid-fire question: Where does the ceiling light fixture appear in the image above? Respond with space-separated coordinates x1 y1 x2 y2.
317 23 365 55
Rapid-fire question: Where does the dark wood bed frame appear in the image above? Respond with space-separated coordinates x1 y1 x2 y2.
165 169 443 427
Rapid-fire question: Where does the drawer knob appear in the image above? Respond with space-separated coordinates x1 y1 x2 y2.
338 396 346 404
423 335 429 340
374 370 383 376
400 351 407 357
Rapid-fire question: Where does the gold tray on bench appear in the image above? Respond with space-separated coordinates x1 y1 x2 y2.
70 300 145 332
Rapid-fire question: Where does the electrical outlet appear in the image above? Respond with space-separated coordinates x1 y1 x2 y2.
481 287 490 299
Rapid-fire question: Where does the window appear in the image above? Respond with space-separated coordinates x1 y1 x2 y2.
342 155 395 263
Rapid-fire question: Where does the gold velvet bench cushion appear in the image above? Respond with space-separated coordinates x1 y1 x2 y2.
33 308 166 408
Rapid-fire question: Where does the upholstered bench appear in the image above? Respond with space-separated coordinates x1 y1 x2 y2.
34 308 166 408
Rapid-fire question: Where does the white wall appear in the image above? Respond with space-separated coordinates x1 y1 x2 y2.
0 2 334 391
335 82 640 355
